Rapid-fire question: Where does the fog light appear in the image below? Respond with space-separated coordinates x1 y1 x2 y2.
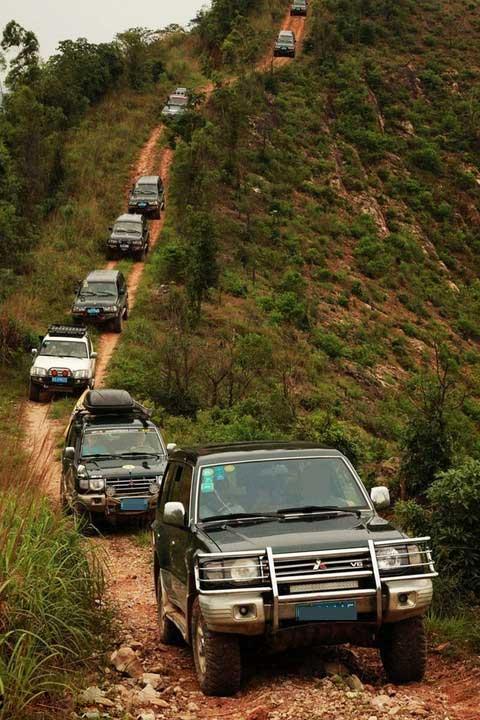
398 593 409 604
233 603 257 620
239 606 249 616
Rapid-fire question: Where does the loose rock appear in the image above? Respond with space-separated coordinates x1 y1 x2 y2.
111 646 144 678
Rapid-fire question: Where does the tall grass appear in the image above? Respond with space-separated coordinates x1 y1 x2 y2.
0 448 111 719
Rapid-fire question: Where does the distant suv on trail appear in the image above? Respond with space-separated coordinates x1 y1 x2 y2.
72 269 129 333
107 213 150 260
290 0 307 15
128 175 165 219
274 30 296 57
29 325 96 402
61 389 167 525
162 92 189 119
152 442 436 696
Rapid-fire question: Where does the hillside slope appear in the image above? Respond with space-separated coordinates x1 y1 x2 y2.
110 0 480 483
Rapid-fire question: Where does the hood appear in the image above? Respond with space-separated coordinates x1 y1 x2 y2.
129 195 158 203
32 355 90 372
110 231 142 242
83 456 167 478
162 105 185 116
74 296 118 309
203 515 403 553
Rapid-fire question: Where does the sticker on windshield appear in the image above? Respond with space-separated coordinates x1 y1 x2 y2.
224 464 235 473
201 468 215 493
203 468 214 477
214 466 226 482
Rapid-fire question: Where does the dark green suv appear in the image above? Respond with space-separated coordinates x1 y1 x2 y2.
62 390 167 526
152 443 436 696
72 269 129 333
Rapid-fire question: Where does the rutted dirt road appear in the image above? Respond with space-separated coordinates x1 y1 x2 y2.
20 6 480 720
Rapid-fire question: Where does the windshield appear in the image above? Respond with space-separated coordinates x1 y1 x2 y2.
39 340 87 359
82 428 164 458
113 222 141 235
197 457 369 520
133 184 157 196
79 281 117 298
278 35 294 44
169 96 188 107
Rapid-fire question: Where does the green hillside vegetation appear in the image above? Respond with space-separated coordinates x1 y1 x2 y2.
108 0 480 629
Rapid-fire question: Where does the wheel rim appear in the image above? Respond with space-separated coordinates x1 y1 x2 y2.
195 619 206 677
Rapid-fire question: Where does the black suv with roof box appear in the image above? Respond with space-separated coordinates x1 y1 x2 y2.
107 213 150 260
72 269 129 333
128 175 165 219
61 390 167 525
152 442 436 696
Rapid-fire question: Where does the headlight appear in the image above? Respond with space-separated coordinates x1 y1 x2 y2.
149 481 160 495
230 558 259 583
408 544 422 567
89 477 105 492
30 366 47 377
73 369 90 379
103 305 117 312
73 305 83 312
204 561 225 581
376 546 401 571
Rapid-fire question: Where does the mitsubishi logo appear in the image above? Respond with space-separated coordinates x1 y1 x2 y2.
313 559 328 571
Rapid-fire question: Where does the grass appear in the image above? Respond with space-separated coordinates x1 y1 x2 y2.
427 609 480 656
0 446 111 720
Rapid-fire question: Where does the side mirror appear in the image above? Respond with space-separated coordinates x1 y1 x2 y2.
108 226 113 232
167 442 177 452
164 501 185 528
91 352 97 359
371 486 390 509
64 446 75 461
31 348 38 356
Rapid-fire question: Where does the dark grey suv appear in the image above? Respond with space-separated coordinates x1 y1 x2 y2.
128 175 165 219
72 269 129 333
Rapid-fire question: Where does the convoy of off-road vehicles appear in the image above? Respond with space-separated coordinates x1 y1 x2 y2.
26 3 438 696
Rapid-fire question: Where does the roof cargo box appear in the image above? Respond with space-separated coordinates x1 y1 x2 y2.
83 389 134 414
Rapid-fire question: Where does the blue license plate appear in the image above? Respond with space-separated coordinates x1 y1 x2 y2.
138 202 147 207
52 376 68 384
120 498 148 512
87 308 100 315
295 600 357 622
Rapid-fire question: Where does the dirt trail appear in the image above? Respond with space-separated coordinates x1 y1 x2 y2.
19 9 480 720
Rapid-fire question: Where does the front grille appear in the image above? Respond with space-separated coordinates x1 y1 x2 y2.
107 477 151 496
273 548 374 596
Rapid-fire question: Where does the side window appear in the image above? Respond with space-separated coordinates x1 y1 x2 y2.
168 465 193 521
158 462 177 514
66 422 79 452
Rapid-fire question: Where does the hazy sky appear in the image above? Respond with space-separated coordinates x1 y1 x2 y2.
0 0 210 59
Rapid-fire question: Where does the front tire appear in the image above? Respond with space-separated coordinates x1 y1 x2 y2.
112 314 123 333
29 381 41 402
380 616 427 683
191 598 241 696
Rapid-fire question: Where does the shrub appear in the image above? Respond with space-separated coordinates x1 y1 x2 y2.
428 459 480 594
408 143 443 174
0 479 109 719
311 329 346 359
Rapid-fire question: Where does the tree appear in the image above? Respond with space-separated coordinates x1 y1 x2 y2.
115 28 158 90
184 208 219 321
399 343 462 497
1 21 40 89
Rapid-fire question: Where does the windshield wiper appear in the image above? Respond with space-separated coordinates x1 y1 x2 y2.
277 505 361 518
199 512 282 529
118 451 162 458
83 453 121 460
79 291 96 297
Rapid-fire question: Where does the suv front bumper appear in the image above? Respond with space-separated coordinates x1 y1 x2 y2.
76 492 157 515
195 539 436 637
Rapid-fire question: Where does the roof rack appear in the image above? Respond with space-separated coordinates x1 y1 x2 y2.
48 324 87 338
75 389 152 422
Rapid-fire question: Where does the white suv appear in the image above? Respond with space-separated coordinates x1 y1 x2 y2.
29 325 97 402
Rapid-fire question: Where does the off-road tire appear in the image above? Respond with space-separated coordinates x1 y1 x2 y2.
112 314 123 333
60 481 73 515
154 208 161 220
137 248 146 262
29 381 41 402
380 616 427 683
156 575 182 645
191 598 241 696
123 304 129 321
